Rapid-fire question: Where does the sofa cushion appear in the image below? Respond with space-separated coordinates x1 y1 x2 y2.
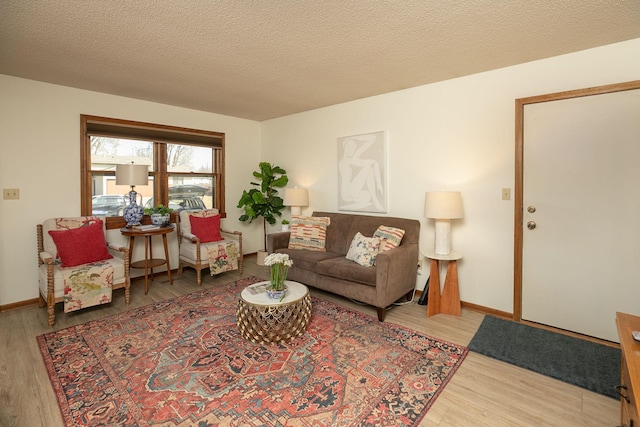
288 215 331 251
345 232 380 267
316 256 377 286
374 225 405 252
275 248 341 272
312 212 356 254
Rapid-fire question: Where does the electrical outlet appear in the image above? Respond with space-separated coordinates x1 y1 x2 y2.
3 188 20 200
501 188 511 201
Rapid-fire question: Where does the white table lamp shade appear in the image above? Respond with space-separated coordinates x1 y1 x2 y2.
424 191 463 219
116 164 149 186
425 191 463 255
284 187 309 215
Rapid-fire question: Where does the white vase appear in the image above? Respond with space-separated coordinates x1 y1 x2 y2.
282 224 289 232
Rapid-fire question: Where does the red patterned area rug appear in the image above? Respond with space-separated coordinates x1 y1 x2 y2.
38 276 468 426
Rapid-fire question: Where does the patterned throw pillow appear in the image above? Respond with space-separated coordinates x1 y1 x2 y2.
346 232 380 267
288 215 331 251
374 225 405 252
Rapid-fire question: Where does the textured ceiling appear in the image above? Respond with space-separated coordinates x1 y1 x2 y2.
1 1 639 121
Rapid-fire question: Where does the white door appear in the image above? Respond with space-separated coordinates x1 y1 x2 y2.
521 87 640 342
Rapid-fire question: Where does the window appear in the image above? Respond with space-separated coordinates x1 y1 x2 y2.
81 115 225 229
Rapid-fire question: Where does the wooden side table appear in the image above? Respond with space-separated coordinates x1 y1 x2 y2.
120 225 174 294
423 250 462 317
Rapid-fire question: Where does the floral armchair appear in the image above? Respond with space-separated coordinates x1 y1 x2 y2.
177 209 243 285
37 216 130 327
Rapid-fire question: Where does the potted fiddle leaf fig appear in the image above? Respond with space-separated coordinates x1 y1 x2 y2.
237 162 288 261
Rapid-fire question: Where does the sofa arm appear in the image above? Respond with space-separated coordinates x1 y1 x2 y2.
267 232 290 253
375 243 419 300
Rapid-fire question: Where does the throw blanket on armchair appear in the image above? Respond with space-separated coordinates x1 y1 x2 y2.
62 261 113 313
205 241 239 275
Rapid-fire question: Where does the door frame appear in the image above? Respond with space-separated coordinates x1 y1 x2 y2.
513 80 640 321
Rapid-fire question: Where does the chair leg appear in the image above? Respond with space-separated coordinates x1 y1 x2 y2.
197 268 202 286
47 295 55 327
124 280 130 306
376 307 385 322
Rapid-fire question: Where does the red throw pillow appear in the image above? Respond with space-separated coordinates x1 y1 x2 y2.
189 214 222 243
48 220 113 267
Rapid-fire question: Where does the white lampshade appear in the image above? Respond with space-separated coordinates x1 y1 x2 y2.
284 187 309 207
284 187 309 216
425 191 463 255
116 163 149 186
424 191 463 219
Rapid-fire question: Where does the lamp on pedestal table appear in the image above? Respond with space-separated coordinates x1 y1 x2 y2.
284 187 309 216
424 191 463 256
116 162 149 227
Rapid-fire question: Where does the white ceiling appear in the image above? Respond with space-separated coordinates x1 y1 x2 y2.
1 1 639 121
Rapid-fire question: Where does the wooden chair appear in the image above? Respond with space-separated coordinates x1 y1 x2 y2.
177 209 243 285
37 216 130 326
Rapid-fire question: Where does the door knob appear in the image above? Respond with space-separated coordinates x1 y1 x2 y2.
527 221 537 230
527 206 536 213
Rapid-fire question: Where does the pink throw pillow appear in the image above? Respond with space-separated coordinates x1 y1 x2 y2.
189 214 222 243
48 220 113 267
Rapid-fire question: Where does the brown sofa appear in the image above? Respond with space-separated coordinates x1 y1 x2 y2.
267 211 420 321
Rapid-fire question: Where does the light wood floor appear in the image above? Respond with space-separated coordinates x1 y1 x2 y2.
0 255 619 426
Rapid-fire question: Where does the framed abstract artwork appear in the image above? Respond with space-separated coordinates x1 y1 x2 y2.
337 131 387 213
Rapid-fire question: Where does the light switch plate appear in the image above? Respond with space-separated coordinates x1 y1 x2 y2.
3 188 20 200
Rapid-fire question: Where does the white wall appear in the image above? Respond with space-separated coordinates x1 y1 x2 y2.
2 38 639 311
261 38 640 314
0 76 263 305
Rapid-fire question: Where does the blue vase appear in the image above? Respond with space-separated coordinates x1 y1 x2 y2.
151 213 170 226
266 289 287 300
123 191 144 226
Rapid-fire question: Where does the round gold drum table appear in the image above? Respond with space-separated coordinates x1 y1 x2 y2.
236 280 311 344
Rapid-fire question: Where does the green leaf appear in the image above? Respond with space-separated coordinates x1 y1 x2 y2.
272 176 289 188
271 196 284 207
251 191 265 204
